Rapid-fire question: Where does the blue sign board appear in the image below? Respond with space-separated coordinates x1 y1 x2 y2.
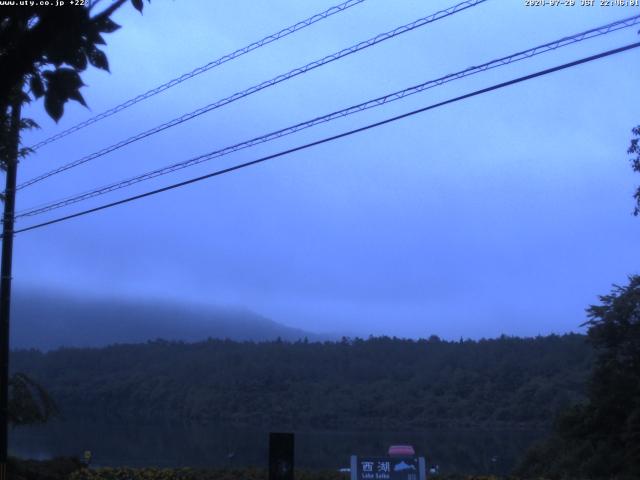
350 456 426 480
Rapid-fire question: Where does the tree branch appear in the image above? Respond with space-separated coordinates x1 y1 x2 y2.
91 0 128 21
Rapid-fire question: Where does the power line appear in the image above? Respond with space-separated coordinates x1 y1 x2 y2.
9 42 640 237
27 0 368 151
16 0 487 191
14 14 640 220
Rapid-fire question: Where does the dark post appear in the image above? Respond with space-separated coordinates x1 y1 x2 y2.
0 98 21 480
269 432 294 480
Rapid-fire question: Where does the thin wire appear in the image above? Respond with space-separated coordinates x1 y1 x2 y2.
9 42 640 237
15 13 640 220
16 0 487 191
27 0 368 151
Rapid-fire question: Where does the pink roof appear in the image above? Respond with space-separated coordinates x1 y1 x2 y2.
388 445 415 456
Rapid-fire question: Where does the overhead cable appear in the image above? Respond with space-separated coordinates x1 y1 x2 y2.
15 14 640 219
9 41 640 236
27 0 368 151
17 0 487 191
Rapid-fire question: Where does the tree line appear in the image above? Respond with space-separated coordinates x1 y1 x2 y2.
11 333 591 430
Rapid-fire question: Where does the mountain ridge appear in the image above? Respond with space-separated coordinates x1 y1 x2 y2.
10 289 329 350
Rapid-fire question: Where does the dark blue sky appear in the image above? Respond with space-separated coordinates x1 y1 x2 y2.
13 0 640 339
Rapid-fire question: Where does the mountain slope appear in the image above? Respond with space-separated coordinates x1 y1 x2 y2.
10 290 322 350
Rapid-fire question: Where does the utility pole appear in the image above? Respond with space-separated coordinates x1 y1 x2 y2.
0 96 22 480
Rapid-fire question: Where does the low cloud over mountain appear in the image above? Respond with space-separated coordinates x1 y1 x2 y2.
10 289 328 350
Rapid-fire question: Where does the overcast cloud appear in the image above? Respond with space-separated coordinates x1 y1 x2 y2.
12 0 640 339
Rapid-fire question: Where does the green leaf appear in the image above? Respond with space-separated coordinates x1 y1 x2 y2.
131 0 144 13
29 74 44 98
18 146 35 160
68 89 87 107
42 68 90 120
95 17 121 33
44 91 64 122
18 90 31 104
19 118 40 131
88 47 109 72
43 68 85 92
86 27 107 45
68 49 88 71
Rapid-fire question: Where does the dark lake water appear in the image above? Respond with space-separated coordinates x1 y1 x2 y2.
9 420 546 475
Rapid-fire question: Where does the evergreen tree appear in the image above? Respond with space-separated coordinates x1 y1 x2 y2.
517 276 640 479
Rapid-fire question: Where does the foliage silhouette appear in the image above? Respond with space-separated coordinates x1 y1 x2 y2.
0 0 149 123
629 125 640 216
7 372 58 427
11 334 591 430
517 276 640 479
0 0 149 434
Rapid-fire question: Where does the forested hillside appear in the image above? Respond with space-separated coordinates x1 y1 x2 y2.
11 334 591 430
